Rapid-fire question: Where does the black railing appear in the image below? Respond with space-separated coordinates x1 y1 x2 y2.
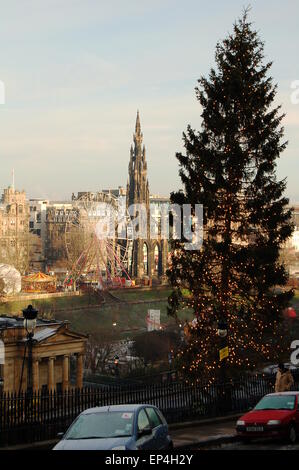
0 371 298 447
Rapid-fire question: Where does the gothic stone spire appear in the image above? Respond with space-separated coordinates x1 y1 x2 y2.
127 110 149 207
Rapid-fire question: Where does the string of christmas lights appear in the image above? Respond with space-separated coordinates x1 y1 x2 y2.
167 11 294 383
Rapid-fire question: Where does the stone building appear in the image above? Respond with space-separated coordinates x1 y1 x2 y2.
289 205 299 251
282 205 299 278
0 187 30 274
0 315 87 393
28 199 49 271
45 202 75 273
126 111 169 280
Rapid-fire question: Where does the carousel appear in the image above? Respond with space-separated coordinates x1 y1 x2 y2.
22 272 57 293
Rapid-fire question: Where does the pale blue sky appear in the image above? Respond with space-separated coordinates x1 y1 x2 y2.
0 0 298 201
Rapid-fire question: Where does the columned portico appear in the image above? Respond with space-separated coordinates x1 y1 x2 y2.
32 359 40 392
0 317 87 394
48 356 55 392
62 355 70 391
76 353 83 389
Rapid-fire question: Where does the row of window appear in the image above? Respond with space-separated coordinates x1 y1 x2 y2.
1 219 25 225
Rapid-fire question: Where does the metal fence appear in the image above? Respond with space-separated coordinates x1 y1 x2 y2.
1 371 299 447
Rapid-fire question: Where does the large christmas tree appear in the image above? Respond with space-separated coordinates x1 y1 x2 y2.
167 11 294 383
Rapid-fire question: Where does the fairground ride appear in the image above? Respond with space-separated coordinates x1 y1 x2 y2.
64 192 133 290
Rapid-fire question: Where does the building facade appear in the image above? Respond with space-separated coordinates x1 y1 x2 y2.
0 315 87 393
28 199 50 272
0 187 30 274
45 202 75 274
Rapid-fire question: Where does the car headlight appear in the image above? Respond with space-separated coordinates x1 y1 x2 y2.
111 446 126 450
236 420 245 426
267 420 281 425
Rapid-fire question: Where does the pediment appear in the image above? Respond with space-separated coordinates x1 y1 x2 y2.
34 326 87 344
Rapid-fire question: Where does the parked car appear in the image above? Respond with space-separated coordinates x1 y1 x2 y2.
53 404 173 450
236 392 299 443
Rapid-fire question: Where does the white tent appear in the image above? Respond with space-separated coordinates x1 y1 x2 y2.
0 264 22 296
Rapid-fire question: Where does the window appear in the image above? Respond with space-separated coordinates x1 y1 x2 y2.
146 407 162 428
137 409 150 432
154 245 159 273
65 412 134 439
143 243 148 275
254 395 296 411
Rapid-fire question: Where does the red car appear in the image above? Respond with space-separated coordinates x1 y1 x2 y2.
236 392 299 444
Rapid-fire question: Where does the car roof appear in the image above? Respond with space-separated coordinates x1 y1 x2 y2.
81 404 156 415
265 392 299 396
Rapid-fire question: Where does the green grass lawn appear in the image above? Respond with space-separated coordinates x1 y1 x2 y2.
112 287 172 302
0 287 194 342
1 288 297 344
0 293 100 316
53 300 194 340
0 287 172 317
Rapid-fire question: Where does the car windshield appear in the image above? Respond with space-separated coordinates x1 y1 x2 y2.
65 411 134 440
254 395 296 411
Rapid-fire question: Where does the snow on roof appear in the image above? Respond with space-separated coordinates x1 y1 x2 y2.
0 315 62 330
33 327 58 342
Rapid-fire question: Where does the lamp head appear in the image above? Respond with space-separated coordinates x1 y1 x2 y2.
217 320 227 338
22 305 38 335
114 355 119 365
22 305 38 320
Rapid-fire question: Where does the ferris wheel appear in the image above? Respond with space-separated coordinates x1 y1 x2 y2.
64 192 133 289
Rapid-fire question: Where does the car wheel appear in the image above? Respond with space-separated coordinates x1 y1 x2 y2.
288 424 297 444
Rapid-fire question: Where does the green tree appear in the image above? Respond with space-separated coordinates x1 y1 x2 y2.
167 11 294 382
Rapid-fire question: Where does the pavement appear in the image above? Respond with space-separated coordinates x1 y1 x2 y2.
206 440 299 450
0 414 241 451
170 416 239 448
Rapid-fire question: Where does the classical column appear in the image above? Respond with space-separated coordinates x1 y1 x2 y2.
62 355 69 392
76 354 83 389
48 356 55 393
32 359 40 392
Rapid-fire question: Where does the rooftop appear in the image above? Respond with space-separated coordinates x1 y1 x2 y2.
0 314 62 330
82 404 152 414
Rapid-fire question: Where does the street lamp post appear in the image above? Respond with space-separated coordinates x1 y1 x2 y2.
114 355 120 378
217 320 228 381
217 320 229 413
22 305 38 394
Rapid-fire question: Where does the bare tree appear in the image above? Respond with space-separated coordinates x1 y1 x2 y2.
85 336 114 374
